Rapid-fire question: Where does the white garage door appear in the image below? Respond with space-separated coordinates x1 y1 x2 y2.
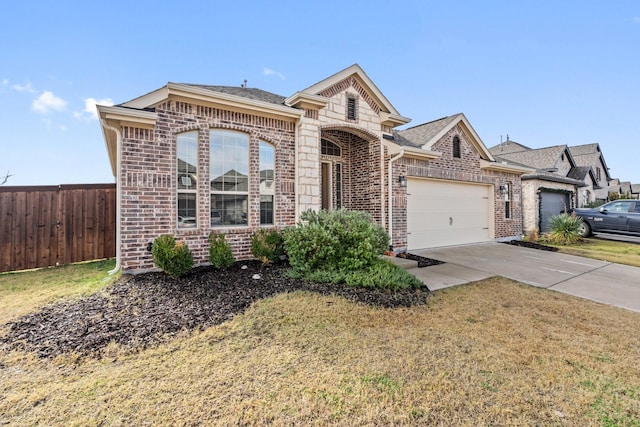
407 178 493 249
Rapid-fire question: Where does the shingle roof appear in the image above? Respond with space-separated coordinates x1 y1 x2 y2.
488 140 531 155
567 166 592 181
631 184 640 194
393 114 460 147
181 85 287 106
568 143 599 157
491 145 568 171
522 171 585 186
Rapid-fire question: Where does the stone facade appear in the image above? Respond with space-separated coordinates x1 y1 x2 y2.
521 179 575 234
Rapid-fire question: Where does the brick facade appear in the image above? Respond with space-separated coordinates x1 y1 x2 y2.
101 65 526 273
389 124 524 249
118 100 296 272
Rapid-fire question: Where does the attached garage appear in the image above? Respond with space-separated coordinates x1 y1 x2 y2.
406 178 493 249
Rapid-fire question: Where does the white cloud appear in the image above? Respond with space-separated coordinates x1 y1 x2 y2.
634 16 640 24
75 97 114 120
32 91 68 114
263 67 285 80
12 82 37 94
42 118 68 132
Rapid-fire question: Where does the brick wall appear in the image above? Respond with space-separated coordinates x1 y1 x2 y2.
119 100 296 272
390 124 524 248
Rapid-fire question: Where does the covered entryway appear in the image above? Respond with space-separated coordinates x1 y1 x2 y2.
407 178 493 249
539 191 571 232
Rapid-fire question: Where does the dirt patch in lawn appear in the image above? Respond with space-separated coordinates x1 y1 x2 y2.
0 261 430 359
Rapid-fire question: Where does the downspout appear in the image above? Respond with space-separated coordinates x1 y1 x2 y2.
387 151 404 251
101 119 122 275
295 119 302 223
380 140 385 231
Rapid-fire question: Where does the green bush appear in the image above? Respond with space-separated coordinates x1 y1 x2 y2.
345 259 423 290
208 233 235 269
151 234 194 277
281 209 410 289
284 209 389 274
546 213 583 245
251 228 285 264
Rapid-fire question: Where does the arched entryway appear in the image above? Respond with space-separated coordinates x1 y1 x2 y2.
320 125 383 224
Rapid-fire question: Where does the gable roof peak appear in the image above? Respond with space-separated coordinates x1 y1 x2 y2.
300 64 407 121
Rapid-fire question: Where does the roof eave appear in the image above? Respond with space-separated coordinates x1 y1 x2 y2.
284 92 329 110
480 159 534 175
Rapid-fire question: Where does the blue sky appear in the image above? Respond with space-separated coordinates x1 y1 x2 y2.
1 0 639 186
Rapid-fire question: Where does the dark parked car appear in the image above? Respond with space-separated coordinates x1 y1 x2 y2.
572 200 640 237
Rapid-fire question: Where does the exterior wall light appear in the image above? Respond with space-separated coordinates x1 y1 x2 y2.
398 175 407 187
499 184 509 195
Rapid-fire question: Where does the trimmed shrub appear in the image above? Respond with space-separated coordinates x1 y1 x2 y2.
546 213 583 245
345 259 423 290
209 233 235 269
284 209 389 274
251 228 285 264
151 235 194 277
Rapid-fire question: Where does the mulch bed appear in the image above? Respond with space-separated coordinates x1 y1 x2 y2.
501 240 558 252
0 261 430 359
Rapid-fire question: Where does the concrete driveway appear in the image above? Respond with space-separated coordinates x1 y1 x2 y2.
399 243 640 313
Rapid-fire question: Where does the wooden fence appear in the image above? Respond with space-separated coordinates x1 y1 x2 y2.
0 184 116 273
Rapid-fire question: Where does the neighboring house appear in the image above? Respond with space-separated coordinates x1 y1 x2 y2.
568 143 611 202
631 184 640 199
566 166 600 207
608 178 622 198
489 141 586 233
99 64 529 273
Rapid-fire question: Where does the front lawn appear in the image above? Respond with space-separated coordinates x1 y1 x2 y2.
550 237 640 267
1 260 640 425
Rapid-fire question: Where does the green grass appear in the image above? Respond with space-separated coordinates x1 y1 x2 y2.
1 268 640 425
0 259 118 324
548 237 640 267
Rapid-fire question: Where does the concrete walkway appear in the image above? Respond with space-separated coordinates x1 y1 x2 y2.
390 243 640 313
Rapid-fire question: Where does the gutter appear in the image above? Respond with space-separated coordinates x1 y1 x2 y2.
100 119 122 275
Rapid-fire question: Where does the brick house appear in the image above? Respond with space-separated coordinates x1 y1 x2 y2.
98 64 529 273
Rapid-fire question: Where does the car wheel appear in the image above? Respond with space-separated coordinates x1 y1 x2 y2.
578 221 592 237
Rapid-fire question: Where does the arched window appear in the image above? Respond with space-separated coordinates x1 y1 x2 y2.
452 136 461 158
210 130 249 226
321 139 341 156
177 131 198 229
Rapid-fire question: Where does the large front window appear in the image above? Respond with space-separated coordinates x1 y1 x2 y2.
210 130 248 226
177 131 198 229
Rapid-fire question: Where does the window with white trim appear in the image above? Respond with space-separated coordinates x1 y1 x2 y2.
210 130 249 226
177 131 198 229
259 141 275 225
504 182 512 219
